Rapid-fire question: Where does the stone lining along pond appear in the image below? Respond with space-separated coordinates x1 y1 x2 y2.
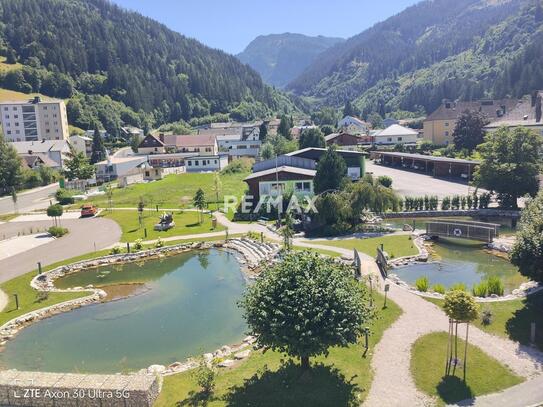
390 238 526 294
0 248 247 373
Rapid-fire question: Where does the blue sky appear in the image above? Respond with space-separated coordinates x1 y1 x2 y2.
112 0 420 54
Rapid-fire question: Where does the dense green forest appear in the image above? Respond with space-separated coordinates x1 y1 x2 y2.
0 0 293 136
287 0 543 118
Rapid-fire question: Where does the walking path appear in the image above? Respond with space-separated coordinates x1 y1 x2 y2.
365 276 543 407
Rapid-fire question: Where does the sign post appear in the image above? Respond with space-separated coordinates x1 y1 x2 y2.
13 293 19 310
384 283 390 308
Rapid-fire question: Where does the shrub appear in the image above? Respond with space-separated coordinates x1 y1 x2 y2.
441 196 451 210
192 362 216 394
450 282 467 292
481 309 493 325
377 175 393 188
486 276 504 296
432 284 446 294
155 237 164 248
472 280 489 297
220 158 254 175
55 188 76 205
133 238 143 251
35 291 49 303
415 276 429 292
48 226 68 237
110 246 122 255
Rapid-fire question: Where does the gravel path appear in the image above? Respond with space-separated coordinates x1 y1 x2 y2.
365 278 543 407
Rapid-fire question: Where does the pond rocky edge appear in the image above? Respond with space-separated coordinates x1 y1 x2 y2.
0 238 280 376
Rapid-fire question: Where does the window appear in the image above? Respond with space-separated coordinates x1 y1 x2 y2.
295 182 311 192
46 129 50 133
388 138 392 142
398 137 403 141
6 130 11 135
445 131 449 137
14 114 18 119
445 122 449 127
195 160 199 166
14 122 19 126
187 161 192 166
3 107 7 111
214 160 218 164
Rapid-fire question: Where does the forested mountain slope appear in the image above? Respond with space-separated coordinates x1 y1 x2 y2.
287 0 543 117
0 0 293 135
237 33 344 88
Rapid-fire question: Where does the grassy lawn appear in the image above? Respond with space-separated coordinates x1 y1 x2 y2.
313 234 418 259
103 209 225 242
0 272 90 327
156 291 402 407
0 213 18 222
411 332 523 405
86 172 249 210
425 292 543 351
292 245 342 258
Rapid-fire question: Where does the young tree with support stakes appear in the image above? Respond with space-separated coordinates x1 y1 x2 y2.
443 290 479 380
212 173 222 212
47 203 63 227
241 251 372 370
280 212 294 250
193 188 206 224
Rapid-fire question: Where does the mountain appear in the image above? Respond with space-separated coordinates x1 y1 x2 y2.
237 33 344 89
287 0 543 118
0 0 294 137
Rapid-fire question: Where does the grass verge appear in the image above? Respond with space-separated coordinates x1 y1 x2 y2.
156 291 402 407
411 332 523 405
313 234 418 259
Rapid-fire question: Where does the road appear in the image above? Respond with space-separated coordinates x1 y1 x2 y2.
0 217 121 283
365 161 482 199
0 184 58 215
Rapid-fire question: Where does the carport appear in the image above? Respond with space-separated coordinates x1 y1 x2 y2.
371 151 479 180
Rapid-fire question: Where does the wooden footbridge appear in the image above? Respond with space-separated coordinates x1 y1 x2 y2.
425 220 500 243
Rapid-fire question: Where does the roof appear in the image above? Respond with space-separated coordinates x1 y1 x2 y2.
96 156 147 165
339 116 367 127
244 166 316 181
216 134 242 141
69 135 92 141
374 151 479 165
162 134 216 147
138 134 164 148
285 147 367 159
11 140 69 154
20 153 58 168
485 91 543 128
425 99 518 121
374 124 418 137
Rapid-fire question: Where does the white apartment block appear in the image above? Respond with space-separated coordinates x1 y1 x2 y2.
1 97 69 142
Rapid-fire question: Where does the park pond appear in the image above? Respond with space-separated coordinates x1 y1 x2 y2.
0 249 247 373
391 238 526 293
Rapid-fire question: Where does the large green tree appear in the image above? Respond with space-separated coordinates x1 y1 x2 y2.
278 115 293 140
452 109 489 152
63 148 95 181
511 191 543 282
241 251 371 369
474 127 542 209
343 100 356 117
314 146 347 194
299 127 326 149
90 123 107 164
0 131 22 195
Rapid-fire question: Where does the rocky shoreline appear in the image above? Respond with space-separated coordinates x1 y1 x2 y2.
0 238 279 376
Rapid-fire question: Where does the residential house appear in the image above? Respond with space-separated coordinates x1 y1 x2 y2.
374 124 419 146
423 98 517 145
69 135 92 158
84 129 108 139
121 126 144 139
160 134 218 155
244 148 367 204
337 116 369 135
185 154 229 172
95 156 147 183
484 91 543 137
1 97 69 142
11 140 70 169
325 132 371 149
138 134 166 155
20 154 58 170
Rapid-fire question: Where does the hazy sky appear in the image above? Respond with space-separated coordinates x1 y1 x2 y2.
112 0 420 54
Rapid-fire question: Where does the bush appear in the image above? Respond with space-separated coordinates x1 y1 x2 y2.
133 238 143 251
450 282 467 292
472 280 489 297
55 188 76 205
155 237 164 248
441 196 451 210
220 158 254 175
377 175 393 188
48 226 68 237
110 246 122 255
432 284 446 294
481 309 493 325
486 276 504 296
415 276 429 292
192 362 216 395
35 291 49 303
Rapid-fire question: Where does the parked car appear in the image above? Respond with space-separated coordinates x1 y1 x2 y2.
80 204 98 217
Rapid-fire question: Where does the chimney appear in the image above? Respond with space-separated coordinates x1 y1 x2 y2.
32 96 41 104
159 134 165 142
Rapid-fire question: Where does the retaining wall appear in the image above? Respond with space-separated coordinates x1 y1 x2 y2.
0 370 161 406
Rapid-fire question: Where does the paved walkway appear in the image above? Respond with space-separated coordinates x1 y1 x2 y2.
0 233 55 260
0 184 57 215
365 277 543 407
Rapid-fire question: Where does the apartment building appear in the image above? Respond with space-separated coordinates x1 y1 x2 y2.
0 97 69 142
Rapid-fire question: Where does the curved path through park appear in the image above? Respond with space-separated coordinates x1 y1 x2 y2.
0 216 121 283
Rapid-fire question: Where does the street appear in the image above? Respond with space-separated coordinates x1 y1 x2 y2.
0 184 58 215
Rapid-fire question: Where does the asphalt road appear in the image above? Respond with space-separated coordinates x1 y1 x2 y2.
0 184 58 215
365 161 482 198
0 217 121 283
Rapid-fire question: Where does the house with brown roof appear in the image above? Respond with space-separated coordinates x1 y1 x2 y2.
325 132 372 148
423 98 517 145
158 134 218 155
138 134 166 155
484 91 543 137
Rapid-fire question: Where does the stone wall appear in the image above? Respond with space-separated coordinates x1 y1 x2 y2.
0 370 161 406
